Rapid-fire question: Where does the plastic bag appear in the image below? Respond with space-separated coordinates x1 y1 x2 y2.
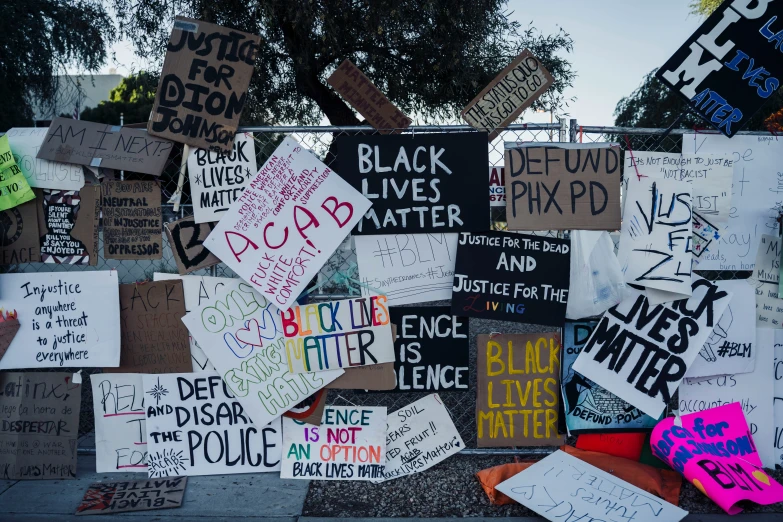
566 230 629 319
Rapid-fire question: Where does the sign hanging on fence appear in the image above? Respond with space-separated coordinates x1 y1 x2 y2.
148 17 261 151
0 135 35 211
7 127 85 190
75 477 187 515
327 323 398 390
656 1 783 137
102 180 163 260
338 133 489 234
0 199 41 264
489 166 505 207
37 186 100 266
164 216 220 274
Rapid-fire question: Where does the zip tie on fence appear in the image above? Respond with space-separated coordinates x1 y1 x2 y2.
169 144 190 212
623 134 646 182
297 262 386 301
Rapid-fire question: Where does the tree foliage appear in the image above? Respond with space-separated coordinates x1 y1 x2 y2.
0 0 115 130
111 0 576 126
80 71 159 125
689 0 724 17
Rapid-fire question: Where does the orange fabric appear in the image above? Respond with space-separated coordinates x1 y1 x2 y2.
575 432 647 461
475 445 683 507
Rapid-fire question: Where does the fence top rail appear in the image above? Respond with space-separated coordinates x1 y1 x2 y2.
577 125 779 137
236 122 564 133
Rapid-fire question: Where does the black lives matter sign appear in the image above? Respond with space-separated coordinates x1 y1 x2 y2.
338 133 489 234
148 17 261 152
657 1 783 137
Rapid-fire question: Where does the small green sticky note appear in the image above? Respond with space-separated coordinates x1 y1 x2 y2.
0 135 35 211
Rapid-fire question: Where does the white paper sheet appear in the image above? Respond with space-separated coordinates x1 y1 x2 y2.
6 127 85 190
92 373 148 473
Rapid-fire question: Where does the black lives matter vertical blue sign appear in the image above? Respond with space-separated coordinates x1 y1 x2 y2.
657 1 783 137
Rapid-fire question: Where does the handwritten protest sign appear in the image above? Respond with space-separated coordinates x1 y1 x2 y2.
282 296 395 373
143 372 282 477
187 132 257 223
327 59 412 132
774 329 783 468
327 324 397 390
489 166 505 207
0 372 81 480
338 133 488 234
461 49 554 140
164 216 220 274
562 320 659 433
0 135 35 211
105 280 191 374
749 235 783 326
204 137 370 310
683 134 782 270
355 233 458 306
657 1 783 137
573 278 732 418
0 310 20 362
36 118 173 175
379 394 463 481
477 333 564 447
497 450 687 522
0 199 40 264
91 373 148 473
75 477 186 515
0 272 120 369
181 277 343 426
7 127 85 190
653 403 783 514
281 406 386 480
504 144 621 231
148 17 261 151
389 307 468 392
102 180 162 260
38 186 99 265
451 232 570 327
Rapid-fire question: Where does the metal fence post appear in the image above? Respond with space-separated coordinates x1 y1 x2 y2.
569 118 578 143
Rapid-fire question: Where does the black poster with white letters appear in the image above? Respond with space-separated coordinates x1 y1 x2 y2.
450 231 570 326
337 133 489 234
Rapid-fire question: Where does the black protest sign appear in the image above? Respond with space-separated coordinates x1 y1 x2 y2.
164 216 220 274
0 198 40 264
389 307 469 392
75 477 187 515
656 2 783 137
337 133 489 234
450 231 570 326
148 17 262 152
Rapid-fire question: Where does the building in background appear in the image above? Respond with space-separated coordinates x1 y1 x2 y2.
31 71 123 126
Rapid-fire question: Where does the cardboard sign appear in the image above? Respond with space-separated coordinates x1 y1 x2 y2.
7 127 85 190
187 132 257 223
683 134 783 270
204 137 370 310
0 372 81 480
504 144 621 231
148 17 261 151
327 324 397 390
686 280 756 378
389 307 468 392
36 118 173 175
75 477 186 515
496 450 687 522
327 59 412 132
680 328 775 468
0 271 120 369
355 233 458 306
461 49 554 140
281 406 386 480
181 278 343 427
477 333 564 447
0 134 35 211
286 389 328 426
652 403 783 514
451 232 570 327
282 296 395 373
575 432 648 461
105 280 191 374
572 278 733 419
489 166 505 207
338 133 489 234
380 394 463 481
91 373 148 472
656 2 783 137
164 216 220 274
0 310 20 362
102 180 163 260
774 329 783 467
0 198 41 264
562 320 659 433
38 186 100 265
143 372 282 477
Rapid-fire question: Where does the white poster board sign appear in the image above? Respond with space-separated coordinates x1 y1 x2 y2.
187 132 257 224
0 272 121 369
681 327 775 468
489 166 505 207
181 279 342 427
774 329 783 469
204 137 371 310
355 233 458 306
572 277 732 418
6 127 85 190
686 280 756 379
496 450 687 522
281 405 386 480
682 134 783 270
143 372 282 477
92 373 148 473
379 394 463 482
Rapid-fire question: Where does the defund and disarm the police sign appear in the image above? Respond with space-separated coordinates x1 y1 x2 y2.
656 1 783 137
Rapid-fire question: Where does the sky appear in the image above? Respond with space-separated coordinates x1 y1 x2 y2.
96 0 704 127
